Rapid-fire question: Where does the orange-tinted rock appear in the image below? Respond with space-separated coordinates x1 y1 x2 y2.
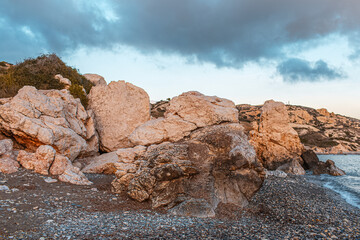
249 100 304 170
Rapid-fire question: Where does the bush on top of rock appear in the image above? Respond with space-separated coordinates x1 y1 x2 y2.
0 54 93 107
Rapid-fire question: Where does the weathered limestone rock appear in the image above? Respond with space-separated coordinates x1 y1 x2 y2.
58 165 92 185
277 158 306 175
313 160 346 176
165 91 239 127
17 145 92 185
129 116 197 146
117 146 147 163
301 150 345 176
54 74 71 88
17 145 56 175
50 154 71 175
80 152 118 174
34 145 56 175
112 123 265 217
249 100 305 170
0 86 98 160
88 81 150 152
0 139 19 173
83 74 107 86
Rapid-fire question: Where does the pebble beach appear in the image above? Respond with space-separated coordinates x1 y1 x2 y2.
1 170 359 239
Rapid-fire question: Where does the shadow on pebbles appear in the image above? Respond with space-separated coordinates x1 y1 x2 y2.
1 169 359 239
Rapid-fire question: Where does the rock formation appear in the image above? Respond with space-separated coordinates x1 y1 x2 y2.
129 91 239 147
88 81 150 152
301 150 345 176
129 116 197 146
0 86 98 160
165 91 238 127
248 100 305 171
17 145 92 185
83 74 107 86
0 139 19 173
111 123 265 217
238 103 360 154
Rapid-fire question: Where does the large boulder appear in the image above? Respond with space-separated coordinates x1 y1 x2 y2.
249 100 305 170
0 139 19 173
0 86 98 160
112 123 265 217
301 150 345 176
88 81 150 152
165 91 238 127
313 160 346 176
129 91 239 147
129 116 197 146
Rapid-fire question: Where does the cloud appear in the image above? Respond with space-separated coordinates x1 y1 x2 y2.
277 58 345 82
1 0 360 68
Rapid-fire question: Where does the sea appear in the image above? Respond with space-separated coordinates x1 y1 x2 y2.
306 154 360 209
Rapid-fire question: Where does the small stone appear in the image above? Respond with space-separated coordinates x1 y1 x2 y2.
0 185 10 191
44 177 58 183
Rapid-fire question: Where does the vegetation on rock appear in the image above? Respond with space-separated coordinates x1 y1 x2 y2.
0 54 93 107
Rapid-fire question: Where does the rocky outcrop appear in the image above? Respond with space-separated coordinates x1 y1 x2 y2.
0 139 19 173
112 123 265 217
83 74 107 86
313 160 346 176
130 91 239 147
288 106 360 154
249 100 305 171
301 150 345 176
0 86 99 160
165 91 238 127
277 159 305 175
17 145 92 185
88 81 150 152
238 103 360 154
129 116 197 146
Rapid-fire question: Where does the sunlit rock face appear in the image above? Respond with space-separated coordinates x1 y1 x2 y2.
129 91 239 147
249 100 305 170
0 86 99 161
88 81 150 152
0 139 19 174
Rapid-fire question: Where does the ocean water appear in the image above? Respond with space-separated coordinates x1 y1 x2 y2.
307 154 360 209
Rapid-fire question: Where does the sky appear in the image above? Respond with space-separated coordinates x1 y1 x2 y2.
1 0 359 118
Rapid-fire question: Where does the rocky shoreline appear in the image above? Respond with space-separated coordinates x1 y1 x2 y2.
1 170 359 239
316 152 360 155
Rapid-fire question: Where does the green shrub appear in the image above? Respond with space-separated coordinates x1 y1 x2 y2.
69 84 88 108
0 54 93 107
0 61 9 67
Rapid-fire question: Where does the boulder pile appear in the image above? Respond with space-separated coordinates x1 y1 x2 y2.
0 86 99 161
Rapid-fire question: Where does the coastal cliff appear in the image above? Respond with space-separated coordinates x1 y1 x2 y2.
237 104 360 154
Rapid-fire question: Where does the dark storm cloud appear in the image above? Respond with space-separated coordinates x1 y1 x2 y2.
277 58 345 82
1 0 360 77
